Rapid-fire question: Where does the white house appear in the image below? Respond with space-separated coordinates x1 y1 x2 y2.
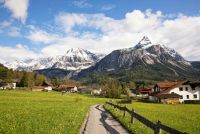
44 86 52 91
31 86 52 91
0 82 16 90
71 86 78 92
168 81 200 103
91 88 102 95
59 85 78 93
149 80 200 103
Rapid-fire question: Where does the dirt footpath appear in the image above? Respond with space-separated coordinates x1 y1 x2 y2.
80 105 129 134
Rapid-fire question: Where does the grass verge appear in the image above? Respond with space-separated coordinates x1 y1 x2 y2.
104 101 200 134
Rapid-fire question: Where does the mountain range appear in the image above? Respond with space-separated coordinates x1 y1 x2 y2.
1 36 200 81
3 48 104 72
76 36 200 81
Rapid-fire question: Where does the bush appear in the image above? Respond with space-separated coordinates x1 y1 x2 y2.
184 100 200 104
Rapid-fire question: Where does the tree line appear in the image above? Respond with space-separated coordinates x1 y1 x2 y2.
0 64 46 87
0 64 79 88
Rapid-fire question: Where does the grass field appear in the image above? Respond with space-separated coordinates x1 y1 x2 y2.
0 91 107 134
105 101 200 134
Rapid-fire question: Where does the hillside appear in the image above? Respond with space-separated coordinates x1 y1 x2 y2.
34 68 71 79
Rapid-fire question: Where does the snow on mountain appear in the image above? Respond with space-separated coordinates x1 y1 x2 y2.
134 36 152 49
78 36 191 74
133 36 190 65
2 36 191 75
3 48 104 71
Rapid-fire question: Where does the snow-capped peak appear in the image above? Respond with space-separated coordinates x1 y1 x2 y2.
134 36 152 49
65 48 97 61
2 48 103 71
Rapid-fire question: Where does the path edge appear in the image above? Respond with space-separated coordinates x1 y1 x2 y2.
79 106 91 134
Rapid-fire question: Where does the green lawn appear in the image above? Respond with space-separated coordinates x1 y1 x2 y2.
0 91 107 134
105 101 200 134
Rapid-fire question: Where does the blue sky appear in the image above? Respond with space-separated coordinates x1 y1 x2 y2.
0 0 200 62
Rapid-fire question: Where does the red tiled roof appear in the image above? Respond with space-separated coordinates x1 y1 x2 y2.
157 82 178 88
150 80 189 96
159 80 189 94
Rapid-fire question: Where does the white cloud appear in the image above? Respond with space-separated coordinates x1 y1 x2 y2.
2 9 200 62
72 0 92 8
3 0 29 23
0 44 37 62
43 10 200 60
55 13 89 33
27 28 59 44
101 4 115 11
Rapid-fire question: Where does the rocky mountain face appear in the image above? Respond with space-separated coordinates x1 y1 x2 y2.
3 48 103 72
76 36 198 80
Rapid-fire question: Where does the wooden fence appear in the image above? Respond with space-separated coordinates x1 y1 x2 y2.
105 102 187 134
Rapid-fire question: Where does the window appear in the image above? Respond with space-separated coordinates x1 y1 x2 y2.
180 95 183 99
186 95 189 99
179 87 183 91
194 94 197 98
185 87 188 91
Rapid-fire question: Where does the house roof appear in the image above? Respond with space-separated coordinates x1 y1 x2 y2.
188 80 200 89
159 80 189 94
150 80 188 96
156 82 178 89
156 93 181 99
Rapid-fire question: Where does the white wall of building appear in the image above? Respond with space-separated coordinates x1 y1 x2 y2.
44 86 52 91
0 83 16 89
169 85 200 103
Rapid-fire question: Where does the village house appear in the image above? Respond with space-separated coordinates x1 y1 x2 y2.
0 79 18 90
149 80 200 104
131 86 153 97
139 86 153 96
59 85 78 93
91 88 102 95
31 86 52 91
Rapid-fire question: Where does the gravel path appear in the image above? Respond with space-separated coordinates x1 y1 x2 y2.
80 105 129 134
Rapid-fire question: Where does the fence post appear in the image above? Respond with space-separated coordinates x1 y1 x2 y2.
119 104 122 114
154 120 161 134
123 106 126 117
130 108 134 124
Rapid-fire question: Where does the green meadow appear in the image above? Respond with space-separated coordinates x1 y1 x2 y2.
105 101 200 134
1 91 199 134
0 91 107 134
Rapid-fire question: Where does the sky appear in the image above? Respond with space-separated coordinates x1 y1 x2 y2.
0 0 200 62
